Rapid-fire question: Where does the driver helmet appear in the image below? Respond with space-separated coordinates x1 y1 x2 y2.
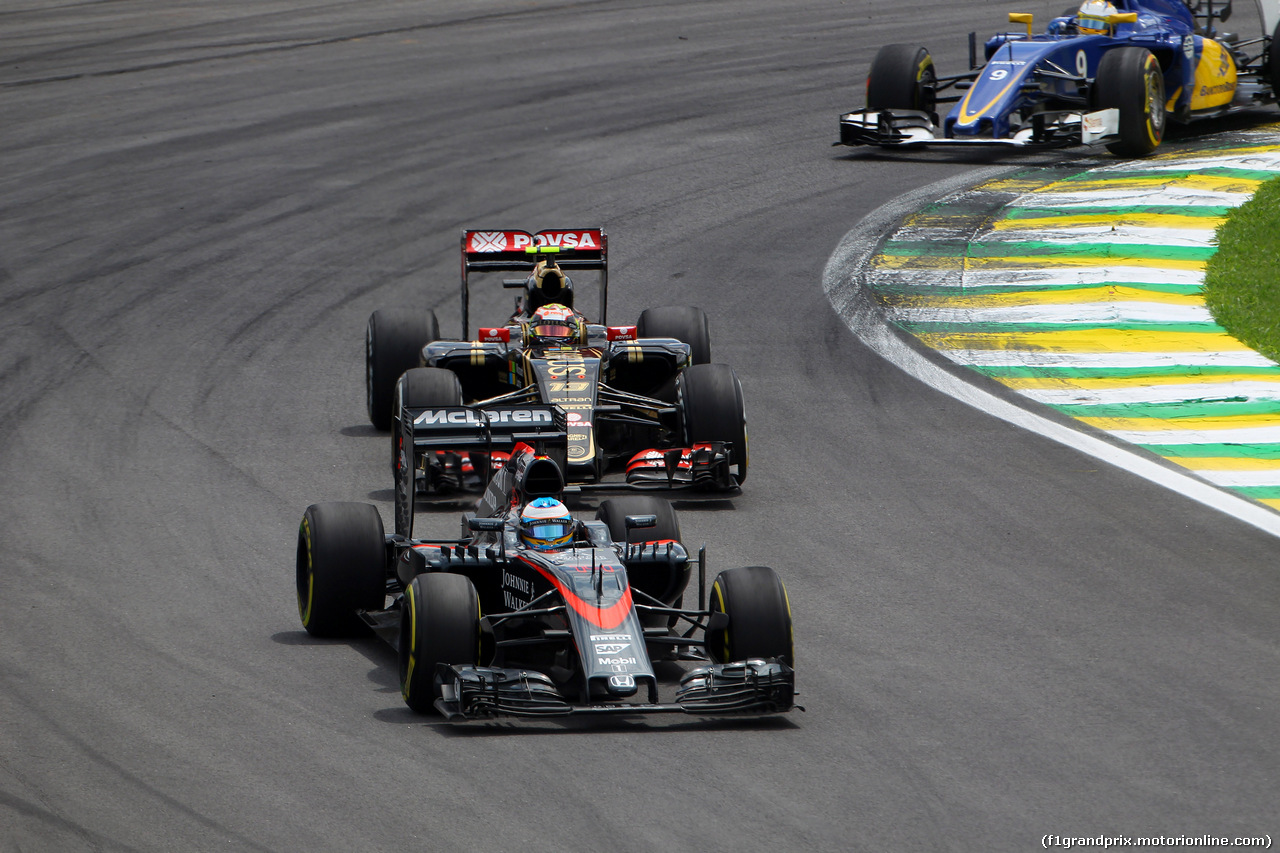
519 497 574 551
1077 0 1118 34
526 259 574 313
524 304 586 349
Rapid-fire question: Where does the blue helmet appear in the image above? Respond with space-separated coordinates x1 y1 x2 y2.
519 497 574 551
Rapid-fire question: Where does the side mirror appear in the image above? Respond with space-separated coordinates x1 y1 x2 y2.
467 517 505 532
1008 12 1033 36
623 514 657 531
1218 0 1232 22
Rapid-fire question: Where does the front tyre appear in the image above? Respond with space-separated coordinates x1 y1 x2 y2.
596 495 682 545
366 309 440 431
677 363 748 485
706 566 794 666
1268 21 1280 98
399 573 482 713
296 502 386 637
866 44 937 115
1094 47 1165 157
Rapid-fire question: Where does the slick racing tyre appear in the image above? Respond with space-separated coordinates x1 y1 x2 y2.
296 502 386 637
1093 47 1165 157
866 44 937 116
366 308 439 431
677 363 748 485
399 573 481 714
597 496 688 619
637 306 711 365
390 366 464 478
1269 20 1280 98
706 566 794 666
596 495 682 545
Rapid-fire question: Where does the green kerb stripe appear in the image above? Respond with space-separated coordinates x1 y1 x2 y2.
1001 205 1235 220
898 321 1224 335
1140 443 1280 459
1227 485 1280 499
1049 400 1280 419
873 281 1206 297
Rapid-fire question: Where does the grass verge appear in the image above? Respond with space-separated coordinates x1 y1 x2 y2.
1204 177 1280 363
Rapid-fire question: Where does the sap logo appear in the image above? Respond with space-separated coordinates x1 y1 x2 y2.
535 232 599 250
598 656 638 667
594 642 631 656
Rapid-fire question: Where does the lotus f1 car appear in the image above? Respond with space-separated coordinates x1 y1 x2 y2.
295 435 797 721
837 0 1280 156
365 228 747 498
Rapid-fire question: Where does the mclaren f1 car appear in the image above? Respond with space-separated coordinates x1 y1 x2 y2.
295 433 797 721
365 228 747 498
837 0 1280 156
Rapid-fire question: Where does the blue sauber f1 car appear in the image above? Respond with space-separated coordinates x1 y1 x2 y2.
295 429 797 721
838 0 1280 156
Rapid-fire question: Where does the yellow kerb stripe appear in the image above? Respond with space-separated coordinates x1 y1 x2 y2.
900 287 1204 309
919 328 1250 352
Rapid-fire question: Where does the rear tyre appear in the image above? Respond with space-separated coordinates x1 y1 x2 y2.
390 367 463 478
296 502 386 637
866 44 937 115
366 309 439 431
399 573 481 714
1093 47 1165 157
706 566 794 666
637 306 711 365
677 363 748 485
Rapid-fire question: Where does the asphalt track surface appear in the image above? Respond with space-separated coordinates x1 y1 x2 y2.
2 1 1277 851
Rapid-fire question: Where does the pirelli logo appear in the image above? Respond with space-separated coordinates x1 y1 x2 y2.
412 408 554 427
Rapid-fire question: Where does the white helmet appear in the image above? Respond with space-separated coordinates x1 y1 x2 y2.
1077 0 1118 34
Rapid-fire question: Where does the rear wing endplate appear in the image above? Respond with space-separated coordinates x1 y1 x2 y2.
394 404 569 537
460 228 607 338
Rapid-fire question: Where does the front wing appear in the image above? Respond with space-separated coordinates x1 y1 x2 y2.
433 659 797 721
837 107 1120 148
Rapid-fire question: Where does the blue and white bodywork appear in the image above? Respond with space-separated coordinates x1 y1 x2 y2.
838 0 1280 156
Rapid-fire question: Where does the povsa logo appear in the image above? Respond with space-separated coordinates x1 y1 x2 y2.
534 231 599 249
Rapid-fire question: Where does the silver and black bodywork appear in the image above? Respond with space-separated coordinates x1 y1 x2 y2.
295 440 797 722
837 0 1280 156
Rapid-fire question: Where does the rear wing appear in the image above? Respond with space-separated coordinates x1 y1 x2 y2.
394 403 568 536
460 228 607 338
